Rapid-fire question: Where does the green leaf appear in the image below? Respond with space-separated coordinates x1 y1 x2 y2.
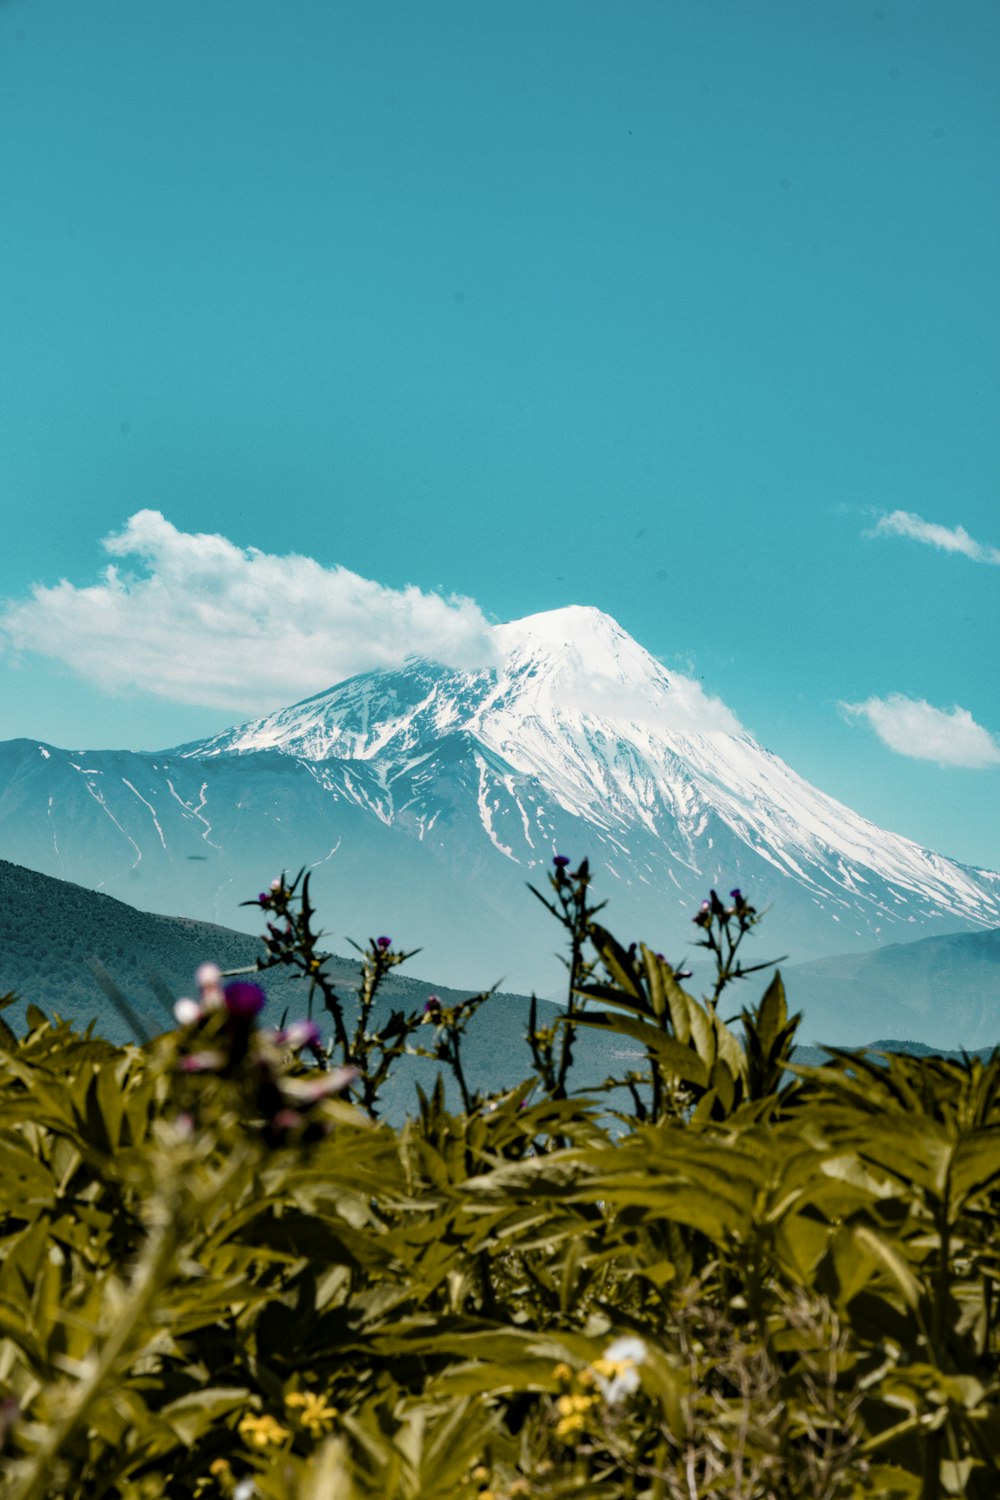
158 1385 249 1444
569 1012 709 1089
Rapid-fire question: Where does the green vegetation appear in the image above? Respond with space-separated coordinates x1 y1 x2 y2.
1 863 999 1498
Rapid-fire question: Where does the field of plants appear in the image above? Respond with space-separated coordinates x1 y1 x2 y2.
1 863 998 1499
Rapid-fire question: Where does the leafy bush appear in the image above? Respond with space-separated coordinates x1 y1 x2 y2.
1 863 999 1499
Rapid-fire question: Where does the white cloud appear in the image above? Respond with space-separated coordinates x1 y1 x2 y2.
559 676 744 736
872 510 1000 565
841 694 1000 768
1 510 497 711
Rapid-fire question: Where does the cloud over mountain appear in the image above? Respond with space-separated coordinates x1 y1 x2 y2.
872 510 1000 566
0 511 497 711
841 694 1000 769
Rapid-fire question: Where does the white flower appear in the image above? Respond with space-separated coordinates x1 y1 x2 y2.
592 1336 648 1404
173 997 202 1027
605 1336 648 1364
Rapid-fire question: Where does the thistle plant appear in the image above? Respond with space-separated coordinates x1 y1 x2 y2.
691 887 783 1007
527 855 605 1099
250 871 430 1117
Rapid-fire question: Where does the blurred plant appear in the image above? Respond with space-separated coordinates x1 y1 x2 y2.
1 869 998 1500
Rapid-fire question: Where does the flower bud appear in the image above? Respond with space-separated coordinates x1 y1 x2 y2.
283 1019 322 1050
181 1050 226 1073
223 981 266 1019
173 997 203 1027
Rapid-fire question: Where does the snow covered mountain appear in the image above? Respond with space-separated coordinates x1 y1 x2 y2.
2 606 998 993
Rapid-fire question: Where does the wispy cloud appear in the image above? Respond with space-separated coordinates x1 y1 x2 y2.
841 694 1000 768
871 510 1000 565
0 511 497 711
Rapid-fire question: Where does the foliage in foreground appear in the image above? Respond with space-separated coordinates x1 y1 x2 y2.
1 864 999 1500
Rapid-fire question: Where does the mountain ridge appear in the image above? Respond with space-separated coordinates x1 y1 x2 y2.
1 606 997 992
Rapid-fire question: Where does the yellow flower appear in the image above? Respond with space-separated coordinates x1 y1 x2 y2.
208 1459 231 1477
238 1412 290 1449
556 1393 594 1416
552 1362 573 1384
471 1466 490 1483
554 1410 587 1440
285 1389 338 1437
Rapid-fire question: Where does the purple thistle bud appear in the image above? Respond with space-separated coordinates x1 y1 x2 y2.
730 888 743 901
424 995 442 1013
258 892 270 906
376 935 391 949
553 855 570 868
223 981 266 1018
283 1019 322 1050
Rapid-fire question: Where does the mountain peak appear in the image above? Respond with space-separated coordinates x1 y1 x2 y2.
493 604 628 657
492 606 667 697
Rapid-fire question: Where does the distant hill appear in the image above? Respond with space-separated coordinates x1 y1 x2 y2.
0 855 310 1041
0 859 615 1118
782 928 1000 1051
3 859 996 1121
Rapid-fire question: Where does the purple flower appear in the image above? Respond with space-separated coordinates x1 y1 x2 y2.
730 888 743 902
423 995 442 1014
223 981 267 1019
553 855 570 868
181 1050 226 1073
281 1019 322 1050
376 935 391 950
282 1068 359 1105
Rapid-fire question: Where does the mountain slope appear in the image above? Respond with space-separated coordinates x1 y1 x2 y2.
783 926 1000 1051
1 607 997 993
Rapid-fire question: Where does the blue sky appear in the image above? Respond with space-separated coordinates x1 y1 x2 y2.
1 0 998 869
